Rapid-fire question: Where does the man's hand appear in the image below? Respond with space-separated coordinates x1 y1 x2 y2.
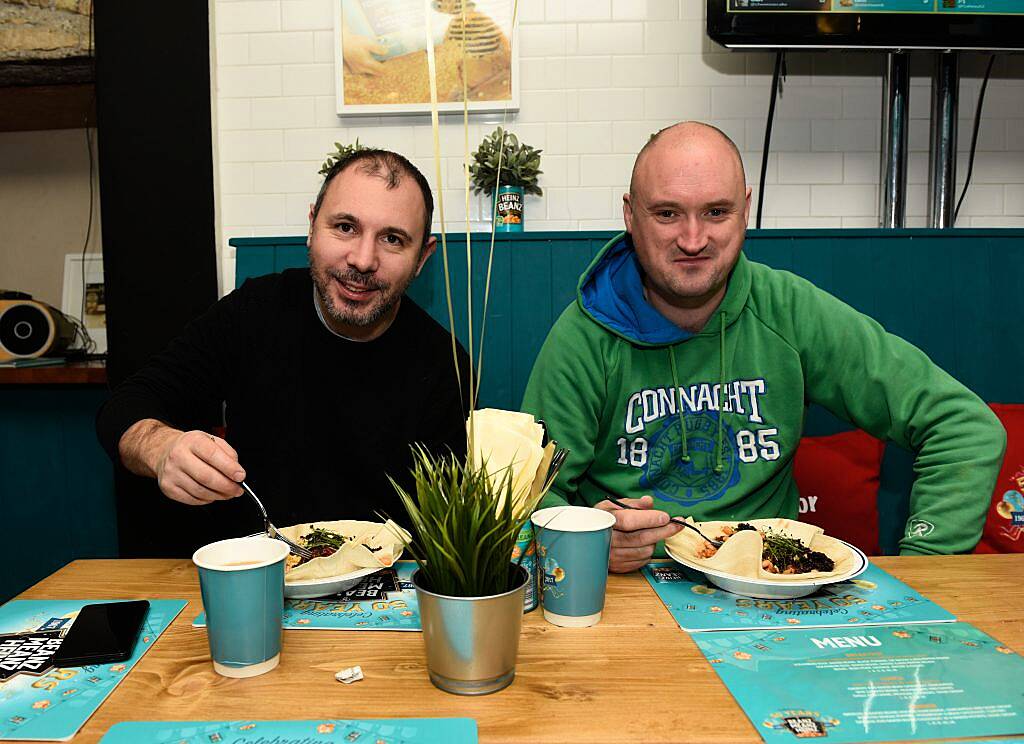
595 495 683 573
119 419 245 506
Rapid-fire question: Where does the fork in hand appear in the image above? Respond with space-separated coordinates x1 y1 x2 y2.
239 481 313 560
604 496 724 548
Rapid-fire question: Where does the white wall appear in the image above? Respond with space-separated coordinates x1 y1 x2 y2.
0 128 102 310
210 0 1024 292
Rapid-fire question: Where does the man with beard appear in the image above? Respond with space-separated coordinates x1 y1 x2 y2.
97 150 469 551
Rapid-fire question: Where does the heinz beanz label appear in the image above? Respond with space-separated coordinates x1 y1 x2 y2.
495 187 524 231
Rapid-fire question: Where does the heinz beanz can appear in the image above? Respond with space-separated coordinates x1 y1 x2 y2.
513 522 538 612
494 185 525 232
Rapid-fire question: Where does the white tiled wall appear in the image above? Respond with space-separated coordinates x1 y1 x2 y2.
211 0 1024 290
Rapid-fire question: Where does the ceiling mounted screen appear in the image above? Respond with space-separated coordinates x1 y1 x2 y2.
707 0 1024 51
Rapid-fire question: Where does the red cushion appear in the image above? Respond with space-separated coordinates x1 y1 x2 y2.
792 429 885 556
974 403 1024 554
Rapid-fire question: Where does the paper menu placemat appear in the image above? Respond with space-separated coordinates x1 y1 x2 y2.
192 562 421 631
642 561 956 632
99 718 478 743
693 622 1024 743
0 599 186 741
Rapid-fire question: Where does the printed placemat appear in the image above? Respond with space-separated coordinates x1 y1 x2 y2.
193 562 420 631
642 561 956 632
0 599 186 741
694 621 1024 743
99 718 477 743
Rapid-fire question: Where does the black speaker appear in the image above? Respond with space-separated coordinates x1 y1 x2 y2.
0 300 76 362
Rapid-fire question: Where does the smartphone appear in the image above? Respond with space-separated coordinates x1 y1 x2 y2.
52 600 150 668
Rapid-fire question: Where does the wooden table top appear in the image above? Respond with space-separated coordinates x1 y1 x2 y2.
16 554 1024 743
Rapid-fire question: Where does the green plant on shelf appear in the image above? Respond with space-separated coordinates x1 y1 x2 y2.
469 127 543 198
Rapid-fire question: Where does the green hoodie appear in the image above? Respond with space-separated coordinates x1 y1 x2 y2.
522 233 1005 556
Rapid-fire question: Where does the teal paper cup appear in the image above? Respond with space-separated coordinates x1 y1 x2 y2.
531 506 616 628
192 536 290 678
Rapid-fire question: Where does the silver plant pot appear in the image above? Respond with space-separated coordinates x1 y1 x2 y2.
412 565 527 695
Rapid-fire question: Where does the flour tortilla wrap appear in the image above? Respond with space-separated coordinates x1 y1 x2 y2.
280 519 410 582
664 517 856 582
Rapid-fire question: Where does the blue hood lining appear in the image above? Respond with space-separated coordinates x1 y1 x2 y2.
579 235 692 346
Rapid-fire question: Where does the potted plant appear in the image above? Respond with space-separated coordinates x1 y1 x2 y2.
469 127 542 232
388 411 558 695
319 138 370 176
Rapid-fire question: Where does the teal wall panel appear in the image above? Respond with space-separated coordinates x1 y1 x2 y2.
234 245 275 286
508 237 552 412
1 387 117 601
476 241 512 408
277 245 307 272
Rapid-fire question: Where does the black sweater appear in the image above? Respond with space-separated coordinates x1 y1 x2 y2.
97 269 469 541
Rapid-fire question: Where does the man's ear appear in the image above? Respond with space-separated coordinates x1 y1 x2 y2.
307 203 315 245
415 235 438 277
742 186 752 227
622 192 633 233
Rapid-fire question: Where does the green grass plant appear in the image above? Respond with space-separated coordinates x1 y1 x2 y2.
387 445 544 598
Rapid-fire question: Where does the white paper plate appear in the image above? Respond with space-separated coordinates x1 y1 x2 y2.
665 539 869 600
242 532 404 599
284 564 397 599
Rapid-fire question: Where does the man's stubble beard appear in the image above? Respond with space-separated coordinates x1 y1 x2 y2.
665 263 725 304
310 253 414 329
642 248 726 308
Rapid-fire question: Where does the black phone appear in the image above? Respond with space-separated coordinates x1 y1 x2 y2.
52 600 150 668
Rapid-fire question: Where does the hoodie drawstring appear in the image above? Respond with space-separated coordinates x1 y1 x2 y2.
668 311 728 473
668 349 690 464
714 311 727 474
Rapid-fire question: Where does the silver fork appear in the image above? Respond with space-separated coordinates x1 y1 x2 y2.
240 481 314 560
605 496 724 548
544 446 569 485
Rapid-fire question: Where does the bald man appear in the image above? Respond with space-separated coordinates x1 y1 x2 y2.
522 121 1004 572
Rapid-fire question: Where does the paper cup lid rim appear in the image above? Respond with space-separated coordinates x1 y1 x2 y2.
531 505 616 532
192 536 290 571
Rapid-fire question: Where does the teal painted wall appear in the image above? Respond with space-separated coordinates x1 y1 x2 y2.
1 386 118 601
235 229 1024 554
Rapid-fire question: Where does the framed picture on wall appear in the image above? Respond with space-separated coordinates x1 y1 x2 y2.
62 253 107 354
334 0 519 115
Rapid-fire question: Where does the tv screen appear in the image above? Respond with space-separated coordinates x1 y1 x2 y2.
707 0 1024 51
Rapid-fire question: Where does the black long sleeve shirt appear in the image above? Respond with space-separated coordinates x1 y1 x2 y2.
97 269 469 543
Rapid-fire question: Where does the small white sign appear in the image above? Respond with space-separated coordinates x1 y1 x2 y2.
62 253 106 354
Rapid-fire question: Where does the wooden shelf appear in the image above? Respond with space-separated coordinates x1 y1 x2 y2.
0 360 106 385
0 83 95 132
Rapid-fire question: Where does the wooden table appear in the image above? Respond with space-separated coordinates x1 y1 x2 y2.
17 555 1024 743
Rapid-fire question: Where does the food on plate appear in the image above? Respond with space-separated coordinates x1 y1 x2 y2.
695 522 835 574
290 526 360 566
280 520 410 582
665 517 857 582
